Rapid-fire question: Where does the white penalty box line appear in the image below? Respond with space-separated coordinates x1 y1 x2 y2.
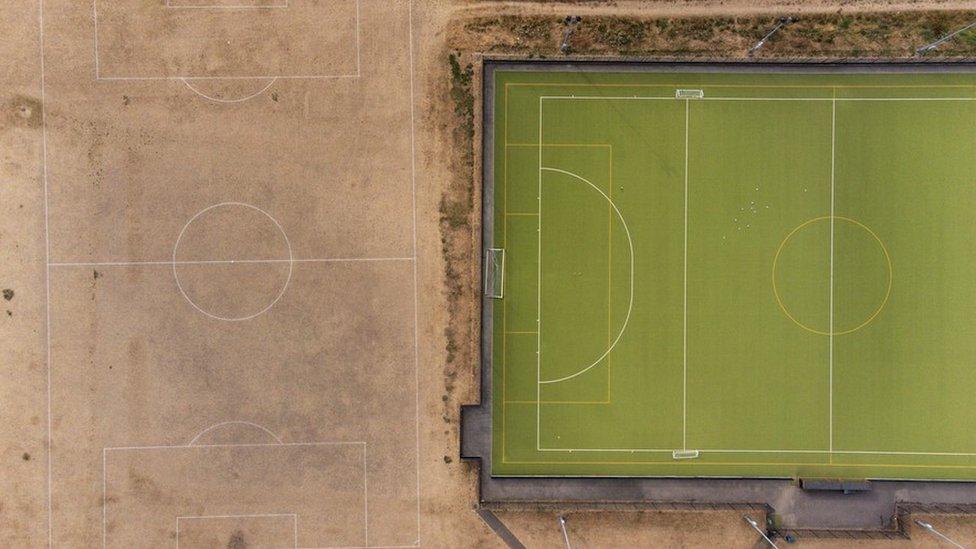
93 0 362 81
103 442 368 549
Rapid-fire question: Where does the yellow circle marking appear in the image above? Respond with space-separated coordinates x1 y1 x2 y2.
772 216 892 336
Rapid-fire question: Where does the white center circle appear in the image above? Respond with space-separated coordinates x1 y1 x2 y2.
172 202 293 321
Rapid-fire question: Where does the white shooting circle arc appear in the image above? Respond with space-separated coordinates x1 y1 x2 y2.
187 420 284 446
538 166 634 385
180 77 278 104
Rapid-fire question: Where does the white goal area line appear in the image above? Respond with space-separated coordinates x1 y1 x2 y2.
176 513 298 549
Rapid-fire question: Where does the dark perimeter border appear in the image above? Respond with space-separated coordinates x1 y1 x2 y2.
460 59 976 536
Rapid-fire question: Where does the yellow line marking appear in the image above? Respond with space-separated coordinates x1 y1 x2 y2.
505 331 538 335
772 216 892 336
506 212 539 216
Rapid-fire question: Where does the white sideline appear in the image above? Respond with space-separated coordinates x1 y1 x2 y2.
682 97 689 452
536 97 542 451
539 447 976 456
38 0 54 545
532 89 976 460
540 95 976 102
181 76 278 103
406 0 421 541
829 97 836 454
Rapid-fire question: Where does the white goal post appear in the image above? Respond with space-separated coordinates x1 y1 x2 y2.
675 89 704 99
484 248 505 299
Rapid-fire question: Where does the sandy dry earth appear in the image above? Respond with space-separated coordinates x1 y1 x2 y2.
3 0 976 548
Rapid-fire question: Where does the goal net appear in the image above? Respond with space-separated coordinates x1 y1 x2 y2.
675 89 704 99
484 248 505 299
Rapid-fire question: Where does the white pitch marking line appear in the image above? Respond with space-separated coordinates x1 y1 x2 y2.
683 97 690 452
172 202 293 322
96 74 359 81
535 167 634 385
175 514 298 549
406 0 422 542
536 96 543 452
38 0 54 545
102 449 107 549
538 447 976 456
829 96 836 454
105 441 365 452
181 76 278 103
354 0 361 78
177 512 297 519
187 420 284 446
92 0 100 79
48 257 414 268
165 5 290 9
539 95 976 102
362 445 368 546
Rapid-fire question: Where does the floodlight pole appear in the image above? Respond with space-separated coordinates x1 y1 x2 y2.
916 20 976 55
915 520 967 548
558 516 572 549
749 17 792 56
560 16 582 54
744 516 780 549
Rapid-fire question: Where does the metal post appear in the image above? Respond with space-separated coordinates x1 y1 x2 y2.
560 16 582 54
916 20 976 55
749 17 792 56
915 520 967 548
744 515 779 549
558 515 572 549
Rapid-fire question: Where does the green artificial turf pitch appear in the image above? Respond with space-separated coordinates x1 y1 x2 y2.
488 67 976 479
